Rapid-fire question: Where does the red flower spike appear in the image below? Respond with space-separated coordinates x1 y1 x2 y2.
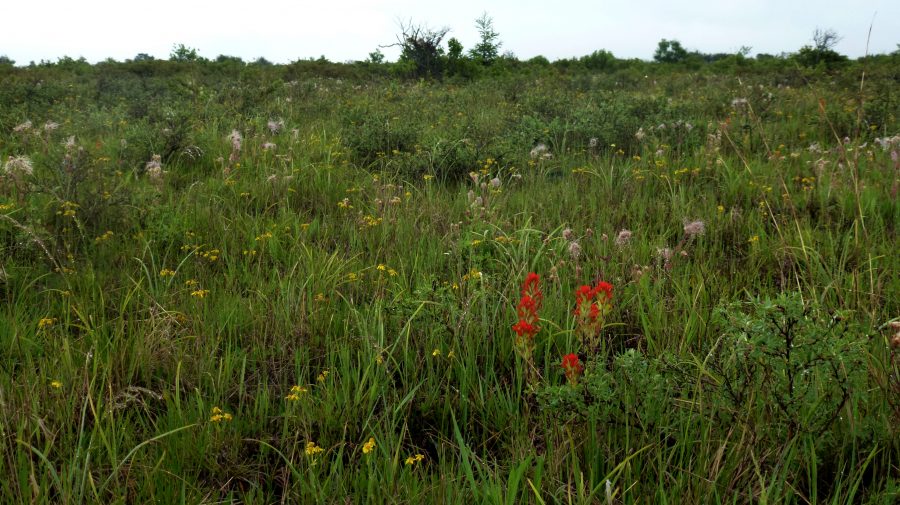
561 353 583 383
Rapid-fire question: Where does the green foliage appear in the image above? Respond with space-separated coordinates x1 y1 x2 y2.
654 39 689 63
711 293 867 439
0 54 898 503
470 12 502 65
367 48 385 64
170 43 201 62
395 22 449 79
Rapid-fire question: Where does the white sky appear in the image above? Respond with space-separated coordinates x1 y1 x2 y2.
1 1 897 64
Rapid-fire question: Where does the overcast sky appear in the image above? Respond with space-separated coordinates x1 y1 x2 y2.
2 1 897 64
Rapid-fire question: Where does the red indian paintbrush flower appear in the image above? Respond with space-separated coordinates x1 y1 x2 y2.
513 273 542 360
561 353 583 384
573 280 613 352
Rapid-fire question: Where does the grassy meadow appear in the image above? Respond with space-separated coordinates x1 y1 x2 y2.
1 56 899 503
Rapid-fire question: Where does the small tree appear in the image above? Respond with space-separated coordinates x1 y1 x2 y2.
470 12 501 65
367 49 385 64
387 21 449 79
170 44 200 62
653 39 688 63
794 28 847 68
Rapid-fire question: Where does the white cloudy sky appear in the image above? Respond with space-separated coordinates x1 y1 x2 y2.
2 1 897 64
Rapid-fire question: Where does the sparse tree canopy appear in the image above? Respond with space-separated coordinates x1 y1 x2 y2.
387 21 450 78
795 28 847 68
813 28 841 51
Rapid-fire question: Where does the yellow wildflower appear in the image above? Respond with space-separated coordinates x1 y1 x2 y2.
305 442 324 456
50 380 62 389
191 289 210 299
210 406 233 422
38 317 57 329
432 349 441 357
405 454 425 466
317 370 330 383
286 385 308 401
159 268 176 277
362 437 376 454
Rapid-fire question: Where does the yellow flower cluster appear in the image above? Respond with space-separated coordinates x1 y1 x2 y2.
362 437 376 454
159 268 176 277
405 454 425 466
210 406 233 423
376 264 398 277
38 317 57 329
191 289 210 299
361 215 382 227
305 442 324 456
317 370 330 383
56 201 79 217
199 248 220 262
94 230 114 243
285 385 308 401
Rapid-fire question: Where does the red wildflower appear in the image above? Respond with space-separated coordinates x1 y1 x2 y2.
573 280 614 351
513 273 542 358
561 353 583 384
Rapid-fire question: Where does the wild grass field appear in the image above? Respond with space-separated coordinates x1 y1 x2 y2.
0 53 899 503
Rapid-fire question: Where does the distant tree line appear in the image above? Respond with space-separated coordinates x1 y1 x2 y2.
1 22 896 81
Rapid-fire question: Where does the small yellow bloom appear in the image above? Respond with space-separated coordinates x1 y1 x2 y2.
376 264 387 272
423 174 434 181
210 406 233 422
286 385 308 401
362 437 376 454
38 317 57 329
50 380 63 389
191 289 210 299
717 205 725 214
317 370 330 383
405 454 425 466
305 442 324 456
447 351 455 359
432 349 441 357
748 235 759 244
159 268 176 277
375 354 384 365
